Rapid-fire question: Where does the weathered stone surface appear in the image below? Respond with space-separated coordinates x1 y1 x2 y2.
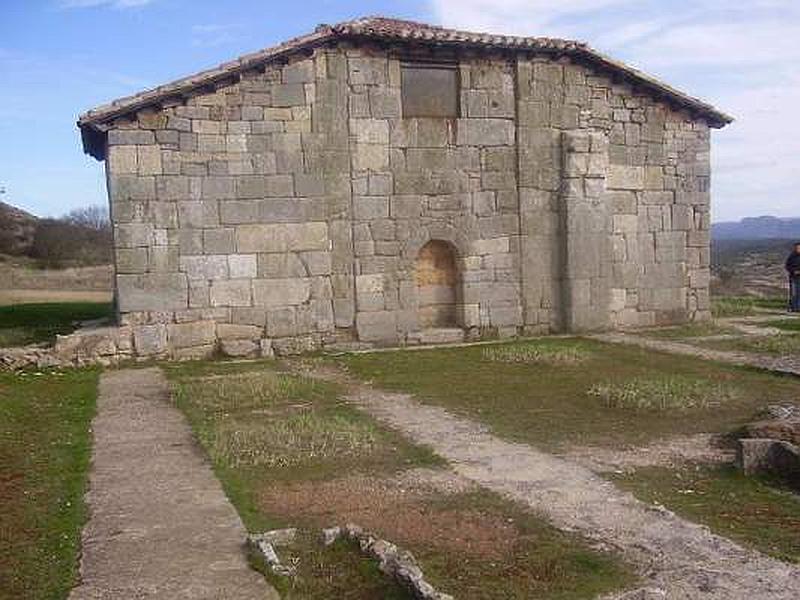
167 320 216 349
252 278 311 307
98 41 714 356
356 311 397 342
236 223 328 253
210 279 252 307
220 338 260 358
738 438 800 486
743 419 800 446
117 273 188 312
133 324 168 356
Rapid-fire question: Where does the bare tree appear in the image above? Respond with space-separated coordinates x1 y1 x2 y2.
30 204 112 267
64 205 110 232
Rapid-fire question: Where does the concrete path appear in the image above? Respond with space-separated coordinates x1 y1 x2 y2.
70 368 277 600
591 332 800 377
300 364 800 599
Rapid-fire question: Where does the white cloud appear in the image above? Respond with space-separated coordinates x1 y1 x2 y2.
432 0 800 220
60 0 156 9
191 24 244 48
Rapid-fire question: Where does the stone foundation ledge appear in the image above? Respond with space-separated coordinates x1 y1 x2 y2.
0 323 313 371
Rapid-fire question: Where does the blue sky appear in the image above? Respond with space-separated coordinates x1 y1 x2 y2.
1 0 797 221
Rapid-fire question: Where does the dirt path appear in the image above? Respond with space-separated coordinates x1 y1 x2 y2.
563 433 734 474
592 332 800 377
298 364 800 599
69 368 277 600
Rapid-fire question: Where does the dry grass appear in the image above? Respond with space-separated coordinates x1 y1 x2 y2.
208 412 378 468
588 376 740 412
699 334 800 357
172 370 411 474
482 341 592 365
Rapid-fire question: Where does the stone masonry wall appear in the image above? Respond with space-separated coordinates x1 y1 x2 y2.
103 43 713 357
516 55 711 332
345 46 523 342
107 49 351 358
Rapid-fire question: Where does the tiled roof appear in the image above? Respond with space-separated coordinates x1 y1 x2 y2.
77 16 732 135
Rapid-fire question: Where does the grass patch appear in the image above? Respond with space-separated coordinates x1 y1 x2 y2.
614 465 800 563
0 302 112 347
336 338 800 450
167 359 634 598
588 375 739 412
763 318 800 333
483 341 591 365
250 534 413 600
712 296 785 318
698 334 800 357
0 368 98 600
166 359 442 527
638 321 736 340
409 490 634 600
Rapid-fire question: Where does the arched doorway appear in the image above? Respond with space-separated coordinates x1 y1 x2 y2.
415 240 459 328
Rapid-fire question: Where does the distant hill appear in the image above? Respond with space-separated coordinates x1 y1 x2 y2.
712 216 800 241
0 200 38 256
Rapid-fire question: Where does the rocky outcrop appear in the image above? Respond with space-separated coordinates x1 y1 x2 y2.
738 406 800 487
738 439 800 486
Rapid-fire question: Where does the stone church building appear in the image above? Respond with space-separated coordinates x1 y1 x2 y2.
78 17 731 358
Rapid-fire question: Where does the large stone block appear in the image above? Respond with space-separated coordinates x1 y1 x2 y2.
354 196 390 220
352 143 389 171
607 165 644 190
272 83 306 107
356 310 397 342
350 119 389 144
456 119 515 146
265 307 297 337
217 323 263 340
133 324 168 356
116 248 148 273
108 146 137 174
228 254 257 278
252 277 312 307
219 338 260 358
115 223 153 248
236 222 329 253
203 229 236 254
180 255 229 280
137 146 162 176
283 59 314 84
117 273 188 312
167 320 216 349
178 200 219 229
210 279 252 307
348 57 387 85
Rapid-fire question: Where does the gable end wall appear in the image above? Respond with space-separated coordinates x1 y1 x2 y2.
102 44 712 357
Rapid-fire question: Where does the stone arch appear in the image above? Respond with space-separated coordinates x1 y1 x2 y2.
415 239 460 328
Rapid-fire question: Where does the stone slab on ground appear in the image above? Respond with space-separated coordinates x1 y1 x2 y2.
69 367 278 600
300 364 800 599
